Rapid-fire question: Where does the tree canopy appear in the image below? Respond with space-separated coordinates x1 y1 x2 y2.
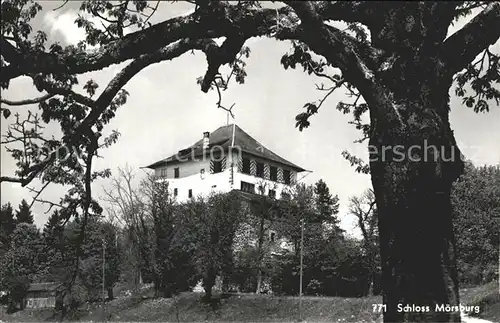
1 1 499 322
1 2 499 190
451 161 500 286
15 199 34 224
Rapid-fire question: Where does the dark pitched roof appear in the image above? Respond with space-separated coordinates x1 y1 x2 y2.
145 124 305 171
28 282 59 292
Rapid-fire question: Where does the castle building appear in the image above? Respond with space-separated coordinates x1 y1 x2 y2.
145 124 306 202
145 124 309 293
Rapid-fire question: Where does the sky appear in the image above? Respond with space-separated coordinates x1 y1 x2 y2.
1 1 499 237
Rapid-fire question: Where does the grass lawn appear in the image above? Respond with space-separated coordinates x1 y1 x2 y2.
75 291 382 322
0 288 382 323
1 282 498 322
460 281 500 323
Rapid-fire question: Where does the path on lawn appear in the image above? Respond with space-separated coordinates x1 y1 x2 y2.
461 311 494 323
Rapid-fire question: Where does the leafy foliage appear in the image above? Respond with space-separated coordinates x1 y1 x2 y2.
0 223 44 312
452 161 500 286
455 50 500 113
270 236 373 297
0 203 16 254
186 192 244 299
77 0 160 46
143 175 198 297
269 181 376 297
78 219 121 301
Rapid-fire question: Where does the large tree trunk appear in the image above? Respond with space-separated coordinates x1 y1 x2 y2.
256 269 262 294
372 162 460 322
255 214 266 294
202 268 217 301
368 85 463 321
107 287 114 300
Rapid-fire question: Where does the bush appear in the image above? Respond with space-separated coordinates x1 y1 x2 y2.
306 279 323 295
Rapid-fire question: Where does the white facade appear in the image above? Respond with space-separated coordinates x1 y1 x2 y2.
157 167 233 202
155 150 297 203
148 124 304 203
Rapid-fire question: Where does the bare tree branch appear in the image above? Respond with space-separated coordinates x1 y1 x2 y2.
53 0 69 11
0 93 55 106
0 5 302 83
27 75 96 107
0 176 23 183
213 78 235 118
25 166 64 209
285 1 383 83
0 39 217 187
200 36 248 92
77 38 218 133
26 181 52 209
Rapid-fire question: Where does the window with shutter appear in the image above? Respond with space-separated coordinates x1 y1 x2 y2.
283 169 291 184
256 162 264 178
242 158 251 174
270 166 277 181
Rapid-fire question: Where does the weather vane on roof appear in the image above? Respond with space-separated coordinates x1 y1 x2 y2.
212 76 235 125
226 103 235 126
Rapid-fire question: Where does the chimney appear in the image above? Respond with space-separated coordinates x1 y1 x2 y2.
203 132 210 149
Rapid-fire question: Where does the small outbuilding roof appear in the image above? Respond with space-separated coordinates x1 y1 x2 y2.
27 282 59 292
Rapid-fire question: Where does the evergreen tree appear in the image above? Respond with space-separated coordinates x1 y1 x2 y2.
313 179 342 236
43 210 64 237
0 203 16 252
0 223 43 312
15 199 34 224
41 210 66 280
